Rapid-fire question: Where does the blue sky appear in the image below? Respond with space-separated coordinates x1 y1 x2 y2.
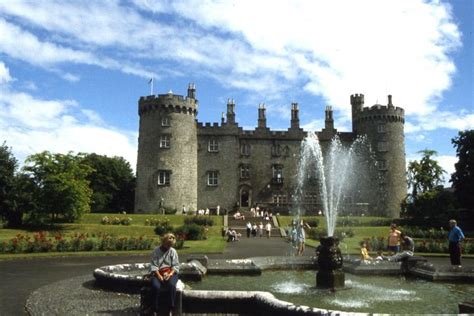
0 0 472 186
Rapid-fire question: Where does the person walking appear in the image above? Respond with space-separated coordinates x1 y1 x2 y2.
265 222 272 238
448 219 465 269
246 221 252 238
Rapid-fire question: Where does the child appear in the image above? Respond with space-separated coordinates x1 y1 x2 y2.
360 242 373 262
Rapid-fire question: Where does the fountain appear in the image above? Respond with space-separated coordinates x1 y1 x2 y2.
294 133 375 289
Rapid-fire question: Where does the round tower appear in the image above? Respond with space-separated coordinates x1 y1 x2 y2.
352 94 406 218
135 84 198 213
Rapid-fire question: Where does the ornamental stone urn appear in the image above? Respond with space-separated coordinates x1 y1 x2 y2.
316 236 345 289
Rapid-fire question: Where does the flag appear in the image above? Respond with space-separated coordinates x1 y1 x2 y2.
148 78 153 84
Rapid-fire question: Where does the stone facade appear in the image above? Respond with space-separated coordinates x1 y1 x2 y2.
135 84 406 217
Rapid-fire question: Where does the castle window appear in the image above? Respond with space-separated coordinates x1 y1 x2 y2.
160 135 170 148
271 144 281 157
161 117 170 127
240 143 251 156
273 194 287 206
272 165 283 184
377 124 386 133
377 141 388 152
208 139 219 152
157 170 171 186
207 171 218 186
240 165 250 179
377 160 387 170
304 193 318 205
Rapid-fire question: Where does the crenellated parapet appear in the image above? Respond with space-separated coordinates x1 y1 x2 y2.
138 93 198 116
353 95 404 124
354 104 405 124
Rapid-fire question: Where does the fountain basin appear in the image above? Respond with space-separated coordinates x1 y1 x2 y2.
92 256 474 314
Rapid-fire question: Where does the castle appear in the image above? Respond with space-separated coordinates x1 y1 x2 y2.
135 84 406 218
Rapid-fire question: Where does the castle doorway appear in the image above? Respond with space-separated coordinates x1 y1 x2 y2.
240 188 251 207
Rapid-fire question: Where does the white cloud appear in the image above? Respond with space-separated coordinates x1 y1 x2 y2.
0 1 463 123
406 110 474 133
0 61 13 84
0 17 156 79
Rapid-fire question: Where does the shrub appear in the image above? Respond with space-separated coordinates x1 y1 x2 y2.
307 227 353 242
174 223 207 240
153 218 174 236
184 216 214 227
305 219 319 227
101 216 132 225
163 207 177 215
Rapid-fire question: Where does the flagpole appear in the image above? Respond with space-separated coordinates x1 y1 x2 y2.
150 78 154 96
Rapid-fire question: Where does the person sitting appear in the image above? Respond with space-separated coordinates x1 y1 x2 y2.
400 233 415 252
233 211 245 220
149 233 180 315
360 242 373 263
375 250 388 261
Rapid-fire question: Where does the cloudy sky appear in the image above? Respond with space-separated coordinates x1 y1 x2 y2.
0 0 472 185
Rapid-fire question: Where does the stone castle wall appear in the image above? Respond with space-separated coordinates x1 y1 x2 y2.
135 87 406 217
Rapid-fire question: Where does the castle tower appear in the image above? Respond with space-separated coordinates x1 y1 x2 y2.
350 94 364 133
352 94 406 218
135 85 198 213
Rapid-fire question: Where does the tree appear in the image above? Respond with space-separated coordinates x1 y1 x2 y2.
23 151 93 224
407 149 446 198
80 153 135 213
0 142 22 226
451 130 474 210
405 186 457 219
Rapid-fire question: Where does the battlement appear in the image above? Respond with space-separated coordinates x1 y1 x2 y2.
350 94 365 105
138 92 197 116
355 104 405 123
197 122 220 129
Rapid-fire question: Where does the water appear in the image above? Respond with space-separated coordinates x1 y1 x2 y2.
294 133 375 236
187 271 474 314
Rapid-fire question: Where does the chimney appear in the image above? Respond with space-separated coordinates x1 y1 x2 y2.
258 103 266 129
291 102 300 129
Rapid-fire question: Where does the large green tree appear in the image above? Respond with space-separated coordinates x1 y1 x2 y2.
24 151 93 223
0 143 37 227
451 130 474 210
0 142 21 226
407 149 446 198
80 153 135 213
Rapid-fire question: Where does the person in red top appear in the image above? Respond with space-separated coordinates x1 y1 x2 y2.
387 223 401 254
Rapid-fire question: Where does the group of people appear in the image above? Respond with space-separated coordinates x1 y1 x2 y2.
224 227 242 242
249 207 274 221
182 205 221 216
245 221 273 238
360 223 416 263
360 220 465 268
